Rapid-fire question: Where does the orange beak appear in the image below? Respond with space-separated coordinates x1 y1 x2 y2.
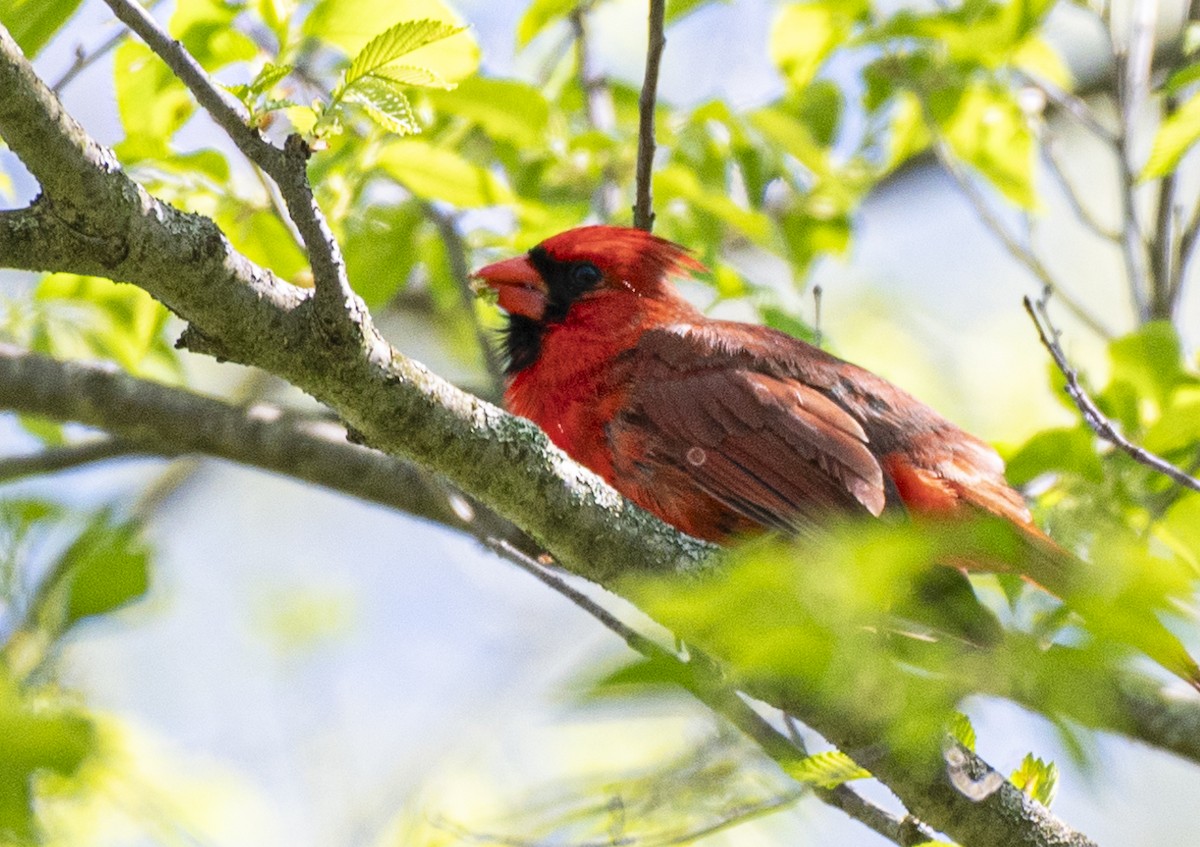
471 255 548 319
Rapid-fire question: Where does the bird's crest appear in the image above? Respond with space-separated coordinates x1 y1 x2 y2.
538 225 707 289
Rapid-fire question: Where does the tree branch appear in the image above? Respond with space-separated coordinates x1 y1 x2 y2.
1023 293 1200 493
0 344 534 550
424 204 506 397
98 0 358 332
0 438 150 483
632 0 665 231
569 5 620 220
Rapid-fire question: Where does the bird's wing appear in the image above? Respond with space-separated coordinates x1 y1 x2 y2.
613 325 888 532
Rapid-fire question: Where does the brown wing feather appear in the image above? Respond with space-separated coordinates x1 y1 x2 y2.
612 327 887 532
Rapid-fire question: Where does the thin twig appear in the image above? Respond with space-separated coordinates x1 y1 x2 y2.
632 0 665 231
0 439 150 483
426 205 506 398
569 5 619 219
51 0 167 92
1017 71 1118 146
487 538 926 846
100 0 358 329
1109 0 1157 322
1023 293 1200 493
1039 137 1122 243
933 141 1115 338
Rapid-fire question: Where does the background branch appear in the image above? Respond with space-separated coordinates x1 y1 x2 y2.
632 0 665 231
0 438 149 483
0 343 533 551
1024 293 1200 493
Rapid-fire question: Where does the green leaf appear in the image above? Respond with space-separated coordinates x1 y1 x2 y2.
33 274 181 380
344 203 424 306
514 0 575 47
1005 427 1104 486
588 654 702 697
1142 90 1200 180
783 751 871 788
0 674 95 841
343 76 420 135
1108 321 1190 408
939 81 1038 209
216 207 309 284
1165 61 1200 96
769 1 866 89
304 0 478 83
170 0 257 70
947 712 976 752
60 512 150 627
1010 752 1059 807
1157 494 1200 570
654 164 773 244
369 65 452 89
345 18 465 85
759 305 817 344
0 0 83 57
254 0 297 45
428 76 550 146
113 40 195 162
666 0 730 23
376 140 512 206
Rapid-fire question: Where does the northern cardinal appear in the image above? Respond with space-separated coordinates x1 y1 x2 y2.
474 224 1199 687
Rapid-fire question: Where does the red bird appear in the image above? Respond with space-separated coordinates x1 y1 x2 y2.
474 224 1199 685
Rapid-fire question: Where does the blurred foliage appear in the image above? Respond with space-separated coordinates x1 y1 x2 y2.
0 501 150 843
2 0 1200 843
391 723 803 847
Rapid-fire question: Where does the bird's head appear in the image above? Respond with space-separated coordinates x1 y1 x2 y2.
471 225 706 323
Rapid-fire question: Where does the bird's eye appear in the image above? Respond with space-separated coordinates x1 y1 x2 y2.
570 262 602 289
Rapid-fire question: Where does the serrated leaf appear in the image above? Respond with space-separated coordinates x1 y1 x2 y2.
305 0 479 83
783 751 870 788
370 64 452 89
251 62 293 96
1142 90 1200 181
947 712 976 751
343 77 420 135
1010 753 1058 807
346 18 464 84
